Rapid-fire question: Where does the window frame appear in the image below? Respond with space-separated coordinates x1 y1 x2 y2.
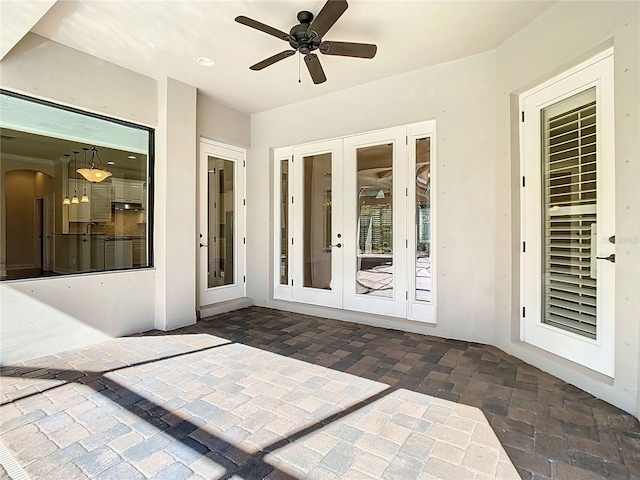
0 89 155 281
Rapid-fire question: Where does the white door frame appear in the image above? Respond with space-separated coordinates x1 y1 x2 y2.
520 49 615 376
198 138 246 307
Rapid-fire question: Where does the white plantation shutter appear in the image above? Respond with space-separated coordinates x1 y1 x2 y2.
542 90 598 339
521 49 614 376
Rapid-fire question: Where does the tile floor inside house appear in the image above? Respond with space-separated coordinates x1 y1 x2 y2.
1 307 639 479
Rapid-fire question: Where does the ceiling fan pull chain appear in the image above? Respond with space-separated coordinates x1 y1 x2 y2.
298 51 301 83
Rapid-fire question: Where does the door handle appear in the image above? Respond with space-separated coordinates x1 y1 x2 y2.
596 254 615 263
330 243 342 248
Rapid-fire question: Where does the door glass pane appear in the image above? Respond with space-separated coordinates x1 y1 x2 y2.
303 153 332 289
542 88 597 339
280 159 289 285
415 138 431 302
356 143 393 297
208 156 234 288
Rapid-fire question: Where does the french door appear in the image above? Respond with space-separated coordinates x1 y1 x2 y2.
198 139 245 306
292 139 343 308
520 50 615 376
342 127 407 317
276 121 436 322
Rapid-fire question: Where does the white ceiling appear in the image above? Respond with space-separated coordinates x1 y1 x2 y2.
3 1 554 115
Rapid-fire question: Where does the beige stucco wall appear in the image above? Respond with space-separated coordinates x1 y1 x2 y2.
0 32 248 363
248 49 498 345
247 1 639 417
197 93 251 149
0 34 161 362
494 1 640 416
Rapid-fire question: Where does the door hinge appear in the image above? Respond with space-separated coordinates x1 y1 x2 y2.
243 199 246 206
406 136 408 145
522 176 526 187
213 236 216 243
243 275 246 283
291 279 293 286
406 291 408 300
522 241 526 253
405 187 408 197
243 160 246 167
243 237 246 245
291 237 294 245
521 111 525 122
291 196 294 204
522 306 526 317
406 239 408 248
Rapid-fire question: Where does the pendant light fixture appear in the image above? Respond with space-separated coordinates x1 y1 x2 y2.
62 154 71 205
80 148 90 203
71 151 80 204
77 146 112 183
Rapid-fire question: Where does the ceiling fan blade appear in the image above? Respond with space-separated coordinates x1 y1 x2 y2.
308 0 348 40
320 41 377 58
235 15 291 41
304 53 327 84
250 50 296 71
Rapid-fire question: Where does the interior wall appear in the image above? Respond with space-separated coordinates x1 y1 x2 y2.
0 159 57 275
248 50 497 344
5 170 37 268
494 1 640 416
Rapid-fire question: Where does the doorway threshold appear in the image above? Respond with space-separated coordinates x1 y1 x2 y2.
199 297 253 320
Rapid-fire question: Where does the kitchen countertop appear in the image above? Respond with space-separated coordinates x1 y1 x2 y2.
54 233 107 236
105 236 145 241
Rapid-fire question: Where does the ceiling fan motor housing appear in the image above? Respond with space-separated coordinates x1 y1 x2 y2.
289 11 320 54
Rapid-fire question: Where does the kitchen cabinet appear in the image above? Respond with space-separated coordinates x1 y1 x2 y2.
67 180 112 222
105 240 133 269
53 233 105 273
68 180 90 222
132 238 146 267
90 183 112 222
112 178 145 203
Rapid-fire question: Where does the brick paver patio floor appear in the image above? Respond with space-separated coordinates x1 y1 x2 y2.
1 307 639 479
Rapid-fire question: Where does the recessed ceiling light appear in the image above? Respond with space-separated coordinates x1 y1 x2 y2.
198 57 215 67
107 161 115 165
128 155 136 159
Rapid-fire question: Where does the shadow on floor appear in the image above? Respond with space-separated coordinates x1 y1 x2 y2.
1 306 639 479
159 306 640 480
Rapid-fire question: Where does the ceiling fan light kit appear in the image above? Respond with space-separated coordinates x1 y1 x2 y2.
235 0 377 84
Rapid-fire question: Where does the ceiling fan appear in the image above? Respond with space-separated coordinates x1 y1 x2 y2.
235 0 377 84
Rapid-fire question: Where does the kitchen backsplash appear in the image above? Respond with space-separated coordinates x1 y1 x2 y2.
68 209 146 236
